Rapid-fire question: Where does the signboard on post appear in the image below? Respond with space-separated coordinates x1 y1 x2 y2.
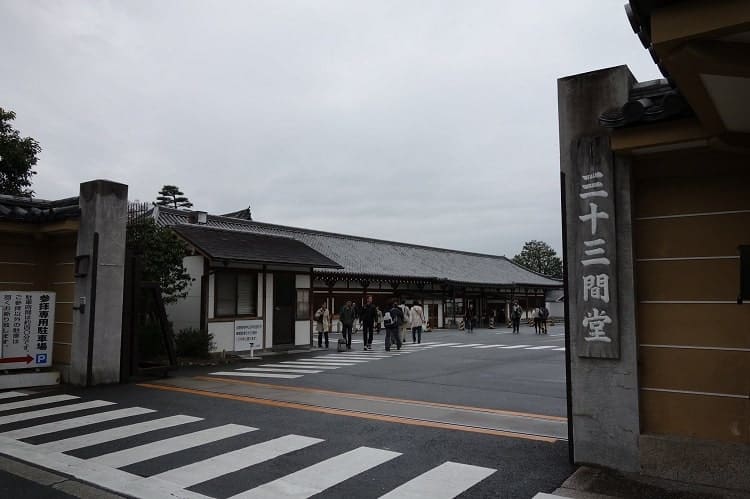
0 291 56 369
572 136 620 359
234 319 262 353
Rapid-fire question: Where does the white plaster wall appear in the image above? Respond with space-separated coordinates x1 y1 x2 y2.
208 321 234 353
165 255 204 333
295 321 310 345
265 273 273 348
547 301 565 318
296 274 310 289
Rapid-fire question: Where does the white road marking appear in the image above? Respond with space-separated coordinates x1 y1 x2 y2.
39 415 203 453
230 446 401 498
237 367 324 374
91 424 257 468
281 361 356 367
0 400 116 426
474 345 504 349
526 346 557 350
152 434 323 488
424 343 461 347
209 372 303 379
449 344 483 348
261 363 340 370
0 436 211 499
0 394 79 412
379 461 496 499
499 345 532 349
0 391 28 400
298 358 370 363
0 407 156 439
552 347 566 351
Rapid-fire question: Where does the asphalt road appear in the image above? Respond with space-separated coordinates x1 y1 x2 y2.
0 324 573 499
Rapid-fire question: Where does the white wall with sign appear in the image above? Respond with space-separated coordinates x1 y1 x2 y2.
234 319 263 351
0 291 56 370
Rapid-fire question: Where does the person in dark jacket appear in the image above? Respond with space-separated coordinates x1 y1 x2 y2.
359 295 378 350
384 301 403 351
339 301 356 350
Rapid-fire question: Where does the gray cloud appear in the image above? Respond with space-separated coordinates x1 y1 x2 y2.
0 0 660 256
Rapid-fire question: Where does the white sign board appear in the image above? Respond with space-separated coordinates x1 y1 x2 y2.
0 291 56 369
234 319 262 351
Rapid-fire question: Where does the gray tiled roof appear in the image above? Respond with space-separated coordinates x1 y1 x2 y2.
0 194 80 222
156 207 561 288
173 224 341 268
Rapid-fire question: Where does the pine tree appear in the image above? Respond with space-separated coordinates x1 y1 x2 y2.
512 240 563 279
156 185 193 209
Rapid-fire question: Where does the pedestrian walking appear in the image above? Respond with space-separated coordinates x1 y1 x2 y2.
399 301 410 343
511 301 522 334
375 306 383 335
339 301 355 349
540 304 550 334
314 301 330 348
533 308 542 334
410 301 425 343
360 295 378 350
464 303 476 333
383 301 403 351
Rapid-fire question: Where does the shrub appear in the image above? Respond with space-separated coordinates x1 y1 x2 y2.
175 328 214 359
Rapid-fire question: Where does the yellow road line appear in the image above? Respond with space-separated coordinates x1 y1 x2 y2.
192 376 567 422
137 382 558 443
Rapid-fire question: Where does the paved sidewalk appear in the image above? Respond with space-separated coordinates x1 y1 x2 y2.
535 466 750 499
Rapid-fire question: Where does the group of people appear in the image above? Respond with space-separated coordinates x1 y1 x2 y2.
314 297 426 351
509 300 549 334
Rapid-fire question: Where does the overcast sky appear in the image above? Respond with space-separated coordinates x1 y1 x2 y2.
1 1 661 256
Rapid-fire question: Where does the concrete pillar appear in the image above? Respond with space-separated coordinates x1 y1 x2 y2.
70 180 128 386
558 66 641 472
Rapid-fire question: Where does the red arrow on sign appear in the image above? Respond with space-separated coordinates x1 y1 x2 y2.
0 355 33 364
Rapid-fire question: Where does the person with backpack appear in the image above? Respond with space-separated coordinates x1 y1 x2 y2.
314 301 330 348
410 301 426 343
339 301 355 350
533 307 542 334
383 301 403 351
539 304 550 334
359 295 378 350
375 306 383 335
511 300 522 334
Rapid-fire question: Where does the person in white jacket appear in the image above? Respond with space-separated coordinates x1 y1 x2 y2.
398 301 410 342
410 301 426 343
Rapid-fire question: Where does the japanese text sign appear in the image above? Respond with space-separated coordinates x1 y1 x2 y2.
572 137 619 358
0 291 56 369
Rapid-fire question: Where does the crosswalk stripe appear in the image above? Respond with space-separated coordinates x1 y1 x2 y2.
0 391 28 400
0 394 79 412
152 434 324 488
0 400 116 426
326 355 386 359
298 358 370 363
209 372 304 379
474 345 504 349
91 423 257 468
39 415 203 453
379 461 496 499
526 346 557 350
261 363 340 370
552 347 566 351
230 446 401 499
281 361 355 367
0 436 212 499
499 345 532 349
0 407 156 439
450 344 483 348
237 367 323 374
